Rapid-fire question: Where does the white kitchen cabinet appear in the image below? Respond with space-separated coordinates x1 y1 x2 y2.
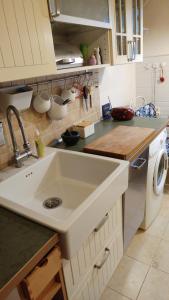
63 197 123 300
48 0 111 29
0 0 56 82
111 0 143 64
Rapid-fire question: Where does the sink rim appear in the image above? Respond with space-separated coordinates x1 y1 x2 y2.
0 148 129 233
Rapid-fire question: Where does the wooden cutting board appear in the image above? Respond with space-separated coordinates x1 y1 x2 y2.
84 126 155 160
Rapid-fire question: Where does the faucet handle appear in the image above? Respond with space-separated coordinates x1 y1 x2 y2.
23 141 31 151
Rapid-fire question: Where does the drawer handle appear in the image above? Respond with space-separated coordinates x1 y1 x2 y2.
94 248 110 269
94 213 109 232
38 257 48 268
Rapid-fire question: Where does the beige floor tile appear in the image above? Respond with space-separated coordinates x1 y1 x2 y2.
152 239 169 273
163 222 169 241
126 230 161 265
162 193 169 207
100 288 130 300
108 256 149 300
159 204 169 217
145 215 169 238
137 267 169 300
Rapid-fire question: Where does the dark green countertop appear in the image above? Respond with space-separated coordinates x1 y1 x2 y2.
50 117 169 153
0 206 57 297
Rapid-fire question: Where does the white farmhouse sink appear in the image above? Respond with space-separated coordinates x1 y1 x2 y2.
0 148 129 258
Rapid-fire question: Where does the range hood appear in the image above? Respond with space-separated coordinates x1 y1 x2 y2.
54 43 84 69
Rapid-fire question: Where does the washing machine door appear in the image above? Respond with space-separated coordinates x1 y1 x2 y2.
154 149 168 195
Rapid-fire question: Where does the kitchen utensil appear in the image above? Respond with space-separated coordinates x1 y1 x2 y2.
52 95 65 105
160 65 165 82
84 126 155 161
88 86 94 108
83 86 89 111
111 107 134 121
47 99 68 120
33 91 51 114
62 99 71 105
61 130 80 146
61 87 76 102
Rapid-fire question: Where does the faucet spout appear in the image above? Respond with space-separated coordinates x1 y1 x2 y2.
6 105 33 168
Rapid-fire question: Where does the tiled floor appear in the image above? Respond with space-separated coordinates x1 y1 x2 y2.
101 193 169 300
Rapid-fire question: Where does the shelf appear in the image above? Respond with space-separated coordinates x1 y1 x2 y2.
56 64 110 75
52 15 111 30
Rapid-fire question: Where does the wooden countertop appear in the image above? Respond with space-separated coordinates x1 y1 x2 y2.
0 207 59 300
84 125 156 160
51 117 169 161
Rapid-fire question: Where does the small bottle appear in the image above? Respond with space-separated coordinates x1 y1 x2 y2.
35 129 45 158
94 47 101 65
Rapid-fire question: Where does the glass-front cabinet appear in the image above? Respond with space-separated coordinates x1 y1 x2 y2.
132 0 143 61
48 0 111 28
112 0 143 64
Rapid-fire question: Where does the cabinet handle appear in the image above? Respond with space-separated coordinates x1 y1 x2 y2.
131 158 146 169
48 0 61 20
94 248 110 269
132 41 136 61
94 213 109 232
127 41 133 62
38 257 48 267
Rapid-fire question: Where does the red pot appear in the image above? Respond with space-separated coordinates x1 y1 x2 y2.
111 107 134 121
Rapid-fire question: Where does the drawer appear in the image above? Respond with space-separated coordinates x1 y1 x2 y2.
23 247 61 300
63 198 122 299
74 232 123 300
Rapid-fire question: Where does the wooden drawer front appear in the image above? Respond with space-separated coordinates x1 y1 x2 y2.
75 233 123 300
63 198 122 299
24 247 61 300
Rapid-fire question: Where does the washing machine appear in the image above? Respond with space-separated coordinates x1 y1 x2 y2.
141 128 168 230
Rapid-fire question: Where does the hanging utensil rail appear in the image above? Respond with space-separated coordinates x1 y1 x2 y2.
29 72 93 88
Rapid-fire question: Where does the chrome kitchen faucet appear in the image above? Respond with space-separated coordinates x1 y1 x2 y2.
6 105 37 168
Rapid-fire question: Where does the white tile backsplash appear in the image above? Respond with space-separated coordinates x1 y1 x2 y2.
136 55 169 117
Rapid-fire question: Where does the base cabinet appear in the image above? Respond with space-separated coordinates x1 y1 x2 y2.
63 198 123 300
19 247 67 300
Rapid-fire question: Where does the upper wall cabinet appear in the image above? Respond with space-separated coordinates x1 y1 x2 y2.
111 0 143 64
0 0 56 82
48 0 111 29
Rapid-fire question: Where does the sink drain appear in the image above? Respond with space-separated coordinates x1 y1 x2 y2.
43 197 62 209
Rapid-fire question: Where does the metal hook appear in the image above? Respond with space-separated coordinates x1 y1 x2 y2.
37 82 40 94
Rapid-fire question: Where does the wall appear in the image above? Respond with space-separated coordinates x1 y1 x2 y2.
99 64 136 107
143 0 169 57
0 60 136 170
136 0 169 117
0 73 100 170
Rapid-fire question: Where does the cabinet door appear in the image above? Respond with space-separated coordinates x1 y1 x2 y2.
111 0 130 64
0 0 56 82
111 0 143 64
48 0 111 28
131 0 143 62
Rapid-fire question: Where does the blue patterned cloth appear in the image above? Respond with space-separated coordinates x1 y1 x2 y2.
135 103 157 118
